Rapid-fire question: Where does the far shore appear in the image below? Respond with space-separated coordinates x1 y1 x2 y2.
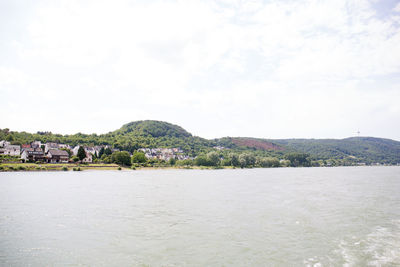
0 162 232 172
0 162 397 172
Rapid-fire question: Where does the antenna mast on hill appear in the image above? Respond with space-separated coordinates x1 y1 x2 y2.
357 130 360 137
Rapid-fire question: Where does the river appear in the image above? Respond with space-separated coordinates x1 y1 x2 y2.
1 167 399 266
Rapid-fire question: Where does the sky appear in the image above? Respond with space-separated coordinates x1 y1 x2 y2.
1 0 400 140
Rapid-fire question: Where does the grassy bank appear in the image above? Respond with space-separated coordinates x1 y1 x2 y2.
0 163 121 172
0 162 240 172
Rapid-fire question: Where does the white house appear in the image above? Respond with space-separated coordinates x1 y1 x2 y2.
82 152 93 163
3 145 21 156
72 146 80 156
58 144 71 150
0 140 10 148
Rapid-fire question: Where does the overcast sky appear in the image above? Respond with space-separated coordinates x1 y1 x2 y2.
1 0 400 140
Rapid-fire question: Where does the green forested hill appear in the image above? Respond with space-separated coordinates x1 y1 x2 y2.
104 120 212 155
271 137 400 164
115 120 192 138
1 121 400 164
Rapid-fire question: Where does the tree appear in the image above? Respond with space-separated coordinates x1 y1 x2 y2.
111 151 131 166
223 153 240 167
258 157 280 167
207 151 220 166
168 157 176 166
77 146 86 161
99 147 105 158
285 152 311 167
239 153 256 168
194 154 209 166
104 147 112 155
5 134 14 142
131 152 147 163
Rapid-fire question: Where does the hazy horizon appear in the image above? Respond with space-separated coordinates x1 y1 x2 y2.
1 0 400 140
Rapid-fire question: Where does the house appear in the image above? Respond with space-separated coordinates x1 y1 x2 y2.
0 140 10 148
3 145 21 156
58 144 71 150
85 147 98 157
47 149 69 163
21 144 31 149
31 141 42 149
72 146 99 157
45 142 59 152
82 152 93 163
72 146 80 156
21 148 45 162
138 147 187 161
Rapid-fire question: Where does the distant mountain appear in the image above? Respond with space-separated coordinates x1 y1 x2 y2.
215 137 285 151
1 120 400 164
102 120 212 155
114 120 192 138
271 137 400 164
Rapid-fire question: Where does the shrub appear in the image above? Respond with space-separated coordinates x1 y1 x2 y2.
41 167 46 170
17 166 26 171
62 166 68 171
118 167 122 170
131 166 136 170
9 166 15 170
77 167 81 171
35 161 41 164
0 166 3 170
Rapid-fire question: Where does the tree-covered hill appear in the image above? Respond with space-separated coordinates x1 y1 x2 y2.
103 120 212 155
271 137 400 164
215 137 284 151
114 120 192 138
215 136 400 164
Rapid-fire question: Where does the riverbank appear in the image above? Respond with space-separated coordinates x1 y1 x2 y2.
0 163 238 172
1 162 396 172
0 163 122 172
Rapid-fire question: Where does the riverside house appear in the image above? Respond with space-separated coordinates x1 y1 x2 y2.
47 149 69 163
44 142 59 152
21 148 45 162
2 145 21 156
138 148 188 161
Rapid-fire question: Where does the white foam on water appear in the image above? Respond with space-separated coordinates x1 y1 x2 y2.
332 220 400 266
303 257 323 267
337 240 358 267
364 220 400 266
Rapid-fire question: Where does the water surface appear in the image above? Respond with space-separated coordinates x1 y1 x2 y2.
1 167 399 266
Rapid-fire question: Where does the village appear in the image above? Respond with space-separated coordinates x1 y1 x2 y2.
0 140 188 164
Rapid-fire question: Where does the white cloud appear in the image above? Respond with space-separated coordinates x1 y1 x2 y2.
1 0 400 140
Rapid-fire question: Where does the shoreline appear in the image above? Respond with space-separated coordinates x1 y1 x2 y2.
0 163 398 172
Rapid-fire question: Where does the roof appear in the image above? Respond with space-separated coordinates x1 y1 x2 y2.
5 145 20 149
48 149 69 156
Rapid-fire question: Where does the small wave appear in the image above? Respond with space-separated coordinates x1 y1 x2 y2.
364 221 400 266
334 220 400 266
